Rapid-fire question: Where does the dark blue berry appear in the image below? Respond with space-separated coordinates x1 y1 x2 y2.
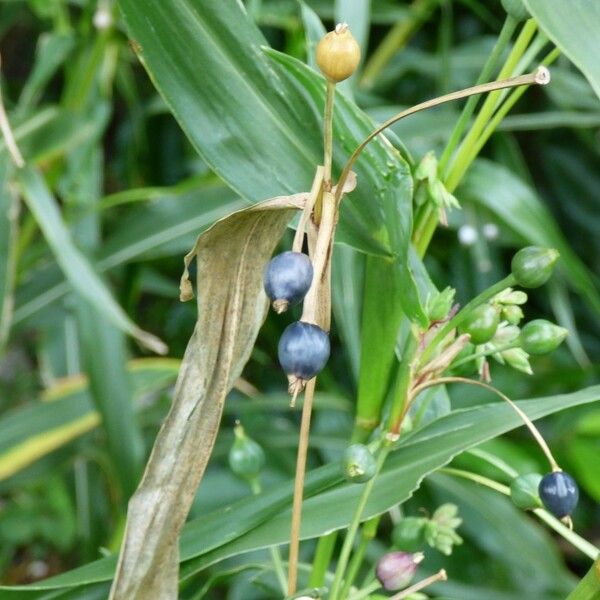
264 251 313 313
538 471 579 518
278 321 330 380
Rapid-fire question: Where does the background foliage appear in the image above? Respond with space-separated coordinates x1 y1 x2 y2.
0 0 599 598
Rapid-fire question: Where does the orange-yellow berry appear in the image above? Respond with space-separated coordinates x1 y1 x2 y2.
316 23 361 83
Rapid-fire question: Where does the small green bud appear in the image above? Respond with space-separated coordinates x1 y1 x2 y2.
491 323 520 346
343 443 377 483
459 303 500 345
511 473 543 510
415 151 438 182
501 0 529 21
494 288 528 306
520 319 568 355
511 247 559 289
228 423 265 481
502 304 524 325
426 286 456 322
500 347 532 375
392 517 427 552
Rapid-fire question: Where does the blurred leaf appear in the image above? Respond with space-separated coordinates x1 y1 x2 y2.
524 0 600 101
566 559 600 600
461 159 600 317
0 359 179 482
300 1 326 71
117 0 412 258
0 161 17 350
109 193 304 598
15 166 166 354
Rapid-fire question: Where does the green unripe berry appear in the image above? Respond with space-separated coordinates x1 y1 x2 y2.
343 443 377 483
392 517 426 552
501 0 529 21
520 319 568 355
511 247 559 289
459 303 500 345
511 473 543 510
228 423 265 481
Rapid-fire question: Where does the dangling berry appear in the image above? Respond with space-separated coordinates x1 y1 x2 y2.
376 551 423 591
519 319 568 355
228 423 265 481
539 471 579 518
343 444 377 483
264 251 313 313
510 473 543 510
459 303 500 345
316 23 361 83
511 247 559 289
278 321 330 380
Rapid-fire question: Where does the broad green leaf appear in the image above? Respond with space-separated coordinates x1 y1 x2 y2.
15 166 166 354
116 0 412 258
12 384 599 593
566 560 600 600
109 193 304 599
461 159 600 317
524 0 600 101
0 359 179 482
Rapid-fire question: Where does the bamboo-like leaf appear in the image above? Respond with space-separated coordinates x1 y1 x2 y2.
15 166 166 354
566 559 600 600
108 192 306 599
0 161 17 350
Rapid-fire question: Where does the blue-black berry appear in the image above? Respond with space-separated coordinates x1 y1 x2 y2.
278 321 330 380
539 471 579 518
264 251 313 313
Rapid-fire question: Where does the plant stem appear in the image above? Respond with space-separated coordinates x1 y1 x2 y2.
339 516 380 599
438 15 517 172
388 331 419 433
440 468 599 560
323 81 335 190
329 445 392 600
0 58 25 168
419 274 515 367
287 377 317 596
348 580 381 600
250 479 288 594
412 376 560 471
308 531 337 587
389 569 448 599
334 69 547 205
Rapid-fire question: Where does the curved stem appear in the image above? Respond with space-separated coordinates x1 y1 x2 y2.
389 569 447 600
287 377 316 596
411 376 560 471
292 167 323 253
334 69 548 204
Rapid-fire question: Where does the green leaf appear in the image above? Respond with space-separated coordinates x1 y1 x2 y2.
300 1 326 71
461 159 600 317
11 384 599 593
524 0 600 101
566 559 600 600
15 166 166 354
0 161 17 350
116 0 412 258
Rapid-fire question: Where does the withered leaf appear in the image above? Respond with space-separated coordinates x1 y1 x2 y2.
109 192 307 599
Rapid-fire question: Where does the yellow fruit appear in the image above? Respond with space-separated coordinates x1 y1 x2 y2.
316 23 361 83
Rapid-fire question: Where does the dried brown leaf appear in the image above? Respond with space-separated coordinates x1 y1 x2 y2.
109 191 307 599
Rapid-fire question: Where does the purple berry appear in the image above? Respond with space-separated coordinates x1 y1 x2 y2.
539 471 579 518
278 321 330 380
264 251 313 313
376 551 423 591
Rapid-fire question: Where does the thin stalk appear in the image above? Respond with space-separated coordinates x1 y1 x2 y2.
334 69 548 205
329 445 392 600
308 531 337 587
339 516 380 599
439 15 517 172
0 58 25 168
441 468 599 560
411 376 560 471
444 18 538 192
250 479 288 594
348 580 380 600
451 342 518 369
323 81 335 189
388 331 419 433
389 569 448 599
359 0 438 89
293 167 324 253
419 274 515 367
287 377 317 596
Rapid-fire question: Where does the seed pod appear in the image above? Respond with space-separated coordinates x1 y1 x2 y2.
376 551 423 591
501 0 529 21
459 303 500 345
228 423 265 481
343 443 377 483
264 251 313 313
316 23 361 82
520 319 568 355
510 473 543 510
539 471 579 518
511 246 559 289
278 321 330 380
392 517 426 552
